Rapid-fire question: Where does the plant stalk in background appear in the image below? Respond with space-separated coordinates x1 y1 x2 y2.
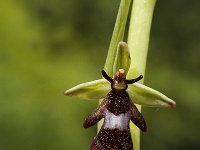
127 0 157 150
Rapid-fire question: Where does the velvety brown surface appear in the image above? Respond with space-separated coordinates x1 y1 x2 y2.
90 128 133 150
106 91 131 116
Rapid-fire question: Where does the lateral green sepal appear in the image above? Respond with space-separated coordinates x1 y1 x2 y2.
127 83 176 108
64 79 110 100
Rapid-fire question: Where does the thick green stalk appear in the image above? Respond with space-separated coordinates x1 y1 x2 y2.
127 0 157 150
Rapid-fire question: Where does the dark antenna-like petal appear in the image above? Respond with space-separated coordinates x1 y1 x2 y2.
126 75 143 84
101 70 113 83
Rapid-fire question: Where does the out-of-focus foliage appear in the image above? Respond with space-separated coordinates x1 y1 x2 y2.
0 0 199 150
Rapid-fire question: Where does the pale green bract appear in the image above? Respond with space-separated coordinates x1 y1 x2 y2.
113 42 131 75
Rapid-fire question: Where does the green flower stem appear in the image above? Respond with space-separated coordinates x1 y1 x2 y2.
104 0 131 76
127 0 157 150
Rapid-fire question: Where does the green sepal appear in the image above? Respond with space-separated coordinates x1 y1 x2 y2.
127 83 176 108
113 42 131 75
64 79 110 100
64 77 176 108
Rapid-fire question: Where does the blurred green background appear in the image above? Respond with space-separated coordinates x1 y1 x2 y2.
0 0 199 150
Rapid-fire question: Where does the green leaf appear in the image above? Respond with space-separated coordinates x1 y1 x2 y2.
127 83 176 108
113 42 131 74
64 79 110 100
104 0 131 76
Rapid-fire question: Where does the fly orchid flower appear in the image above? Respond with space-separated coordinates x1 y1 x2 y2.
64 42 176 150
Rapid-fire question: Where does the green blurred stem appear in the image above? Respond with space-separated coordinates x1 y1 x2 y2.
127 0 157 150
